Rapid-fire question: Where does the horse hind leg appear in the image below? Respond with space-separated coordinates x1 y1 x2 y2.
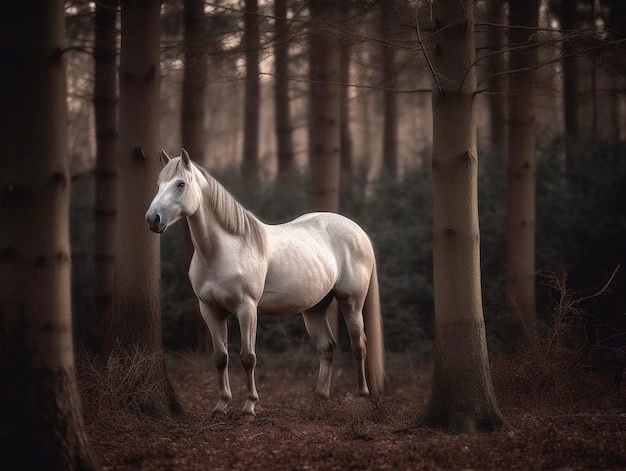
302 296 336 399
336 297 369 397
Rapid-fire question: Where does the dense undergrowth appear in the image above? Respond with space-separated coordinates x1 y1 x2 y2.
70 139 626 381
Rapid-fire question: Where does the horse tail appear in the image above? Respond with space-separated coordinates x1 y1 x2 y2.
364 258 385 397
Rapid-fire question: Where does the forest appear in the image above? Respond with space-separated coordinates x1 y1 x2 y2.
1 0 626 469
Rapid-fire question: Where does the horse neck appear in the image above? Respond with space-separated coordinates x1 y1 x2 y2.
185 165 267 262
185 169 230 263
186 200 220 263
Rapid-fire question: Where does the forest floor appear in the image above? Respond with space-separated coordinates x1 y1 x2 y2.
82 350 626 471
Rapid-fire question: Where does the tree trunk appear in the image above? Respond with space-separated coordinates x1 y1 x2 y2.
182 0 207 161
594 62 620 139
309 0 341 212
0 1 101 468
415 0 508 433
381 0 399 178
181 0 211 353
93 0 118 353
309 0 342 338
106 0 182 418
487 0 507 151
559 1 581 158
339 25 353 173
274 0 296 182
506 0 539 345
242 0 260 181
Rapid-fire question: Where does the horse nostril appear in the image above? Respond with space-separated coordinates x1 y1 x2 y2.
145 211 162 228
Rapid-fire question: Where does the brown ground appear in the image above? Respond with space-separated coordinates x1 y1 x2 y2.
83 351 626 471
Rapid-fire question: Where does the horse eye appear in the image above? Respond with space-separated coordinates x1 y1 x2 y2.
177 181 185 188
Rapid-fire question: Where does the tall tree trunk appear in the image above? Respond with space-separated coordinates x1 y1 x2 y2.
594 63 620 139
506 0 539 345
309 0 342 338
242 0 260 181
93 0 118 353
415 0 508 433
181 0 211 353
588 1 620 141
559 1 581 158
608 0 626 140
274 0 295 182
106 0 182 418
309 0 341 212
339 24 353 173
487 0 507 151
0 1 101 468
182 0 207 161
381 0 399 178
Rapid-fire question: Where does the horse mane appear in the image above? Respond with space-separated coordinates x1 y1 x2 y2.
194 163 267 252
158 157 267 250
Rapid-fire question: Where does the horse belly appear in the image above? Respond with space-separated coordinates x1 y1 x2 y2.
257 282 331 316
258 248 336 316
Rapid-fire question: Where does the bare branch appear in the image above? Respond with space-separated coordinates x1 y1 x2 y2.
575 265 621 306
412 4 440 92
258 71 431 94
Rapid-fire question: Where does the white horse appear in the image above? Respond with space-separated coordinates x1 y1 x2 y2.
146 149 385 416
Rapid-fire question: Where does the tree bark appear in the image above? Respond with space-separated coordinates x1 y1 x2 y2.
93 0 118 353
181 0 211 353
339 20 353 174
415 0 508 433
182 0 207 161
381 0 399 178
274 0 296 182
309 0 343 338
506 0 539 345
242 0 260 181
594 62 620 140
0 1 101 468
106 0 182 418
558 1 581 155
486 0 507 151
309 0 341 212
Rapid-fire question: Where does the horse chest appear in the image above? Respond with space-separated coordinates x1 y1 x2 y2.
188 256 265 312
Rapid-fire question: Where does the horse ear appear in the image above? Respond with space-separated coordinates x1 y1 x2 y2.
181 148 191 168
160 150 171 165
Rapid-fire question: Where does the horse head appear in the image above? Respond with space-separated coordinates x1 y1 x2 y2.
145 148 201 233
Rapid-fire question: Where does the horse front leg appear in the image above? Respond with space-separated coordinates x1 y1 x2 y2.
236 302 259 416
199 303 232 414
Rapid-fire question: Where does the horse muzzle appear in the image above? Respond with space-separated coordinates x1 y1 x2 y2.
145 210 167 233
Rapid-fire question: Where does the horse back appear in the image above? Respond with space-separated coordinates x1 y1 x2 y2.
259 212 375 314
